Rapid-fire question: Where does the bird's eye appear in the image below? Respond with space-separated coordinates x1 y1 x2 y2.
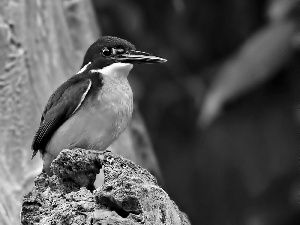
102 47 118 57
102 47 112 57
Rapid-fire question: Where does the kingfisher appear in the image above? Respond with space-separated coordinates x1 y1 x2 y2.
31 36 167 174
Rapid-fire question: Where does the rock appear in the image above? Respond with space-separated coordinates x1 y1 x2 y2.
21 149 190 225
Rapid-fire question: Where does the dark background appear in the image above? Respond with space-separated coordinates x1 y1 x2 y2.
92 1 300 224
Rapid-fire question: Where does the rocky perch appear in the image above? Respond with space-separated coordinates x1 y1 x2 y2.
21 149 190 224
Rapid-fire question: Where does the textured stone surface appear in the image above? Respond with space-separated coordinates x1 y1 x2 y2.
21 149 189 224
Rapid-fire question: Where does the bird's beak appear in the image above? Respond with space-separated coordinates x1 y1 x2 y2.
117 50 167 64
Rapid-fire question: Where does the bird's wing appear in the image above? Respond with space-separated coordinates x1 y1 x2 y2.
31 79 92 158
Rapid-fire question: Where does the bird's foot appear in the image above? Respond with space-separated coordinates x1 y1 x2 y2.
85 149 112 154
85 149 102 155
84 149 112 160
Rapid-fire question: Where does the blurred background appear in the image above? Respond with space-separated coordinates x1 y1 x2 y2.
92 0 300 224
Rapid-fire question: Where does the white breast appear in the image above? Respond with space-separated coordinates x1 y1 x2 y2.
45 71 133 161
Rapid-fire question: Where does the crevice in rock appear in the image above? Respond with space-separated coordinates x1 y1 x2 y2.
100 196 132 218
22 201 42 207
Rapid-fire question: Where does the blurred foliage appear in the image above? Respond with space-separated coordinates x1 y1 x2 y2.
92 0 300 225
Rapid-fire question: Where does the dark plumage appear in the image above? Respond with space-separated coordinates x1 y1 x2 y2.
32 72 103 158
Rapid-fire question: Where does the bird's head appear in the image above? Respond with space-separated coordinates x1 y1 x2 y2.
80 36 167 78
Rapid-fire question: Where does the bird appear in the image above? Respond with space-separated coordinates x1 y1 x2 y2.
31 36 167 174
